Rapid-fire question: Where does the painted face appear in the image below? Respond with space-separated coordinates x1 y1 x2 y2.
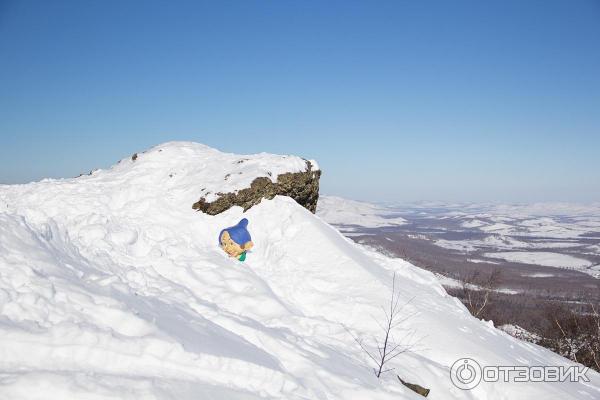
220 230 252 258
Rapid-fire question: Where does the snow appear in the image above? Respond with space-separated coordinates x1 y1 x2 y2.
498 324 541 343
526 240 581 249
482 235 530 248
460 219 486 228
587 245 600 254
483 251 593 269
433 273 519 294
75 141 312 205
467 259 501 265
521 273 555 278
433 235 582 253
433 273 464 289
485 203 600 218
434 239 477 252
0 142 599 399
480 223 515 233
435 236 531 252
317 196 406 228
398 202 600 239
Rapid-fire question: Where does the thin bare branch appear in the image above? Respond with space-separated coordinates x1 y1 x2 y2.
343 273 422 379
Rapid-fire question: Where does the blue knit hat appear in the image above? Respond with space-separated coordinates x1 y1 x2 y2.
219 218 252 246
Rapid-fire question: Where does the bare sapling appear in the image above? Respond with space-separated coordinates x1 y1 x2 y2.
345 272 419 378
460 268 501 318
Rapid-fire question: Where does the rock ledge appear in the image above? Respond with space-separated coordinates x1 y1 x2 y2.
192 160 321 215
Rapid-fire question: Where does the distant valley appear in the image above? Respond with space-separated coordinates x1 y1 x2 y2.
318 198 600 332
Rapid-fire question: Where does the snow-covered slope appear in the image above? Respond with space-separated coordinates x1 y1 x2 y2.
0 142 598 399
317 196 406 229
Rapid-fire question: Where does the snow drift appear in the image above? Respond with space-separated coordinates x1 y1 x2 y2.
0 142 598 399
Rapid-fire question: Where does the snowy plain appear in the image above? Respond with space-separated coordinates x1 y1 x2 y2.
0 142 599 399
483 251 595 269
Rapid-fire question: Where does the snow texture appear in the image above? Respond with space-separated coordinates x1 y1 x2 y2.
483 251 593 269
317 196 406 228
0 142 598 399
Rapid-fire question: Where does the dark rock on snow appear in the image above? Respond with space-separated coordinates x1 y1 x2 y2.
193 160 321 215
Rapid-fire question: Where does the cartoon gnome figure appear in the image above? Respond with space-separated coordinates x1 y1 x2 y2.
219 218 254 261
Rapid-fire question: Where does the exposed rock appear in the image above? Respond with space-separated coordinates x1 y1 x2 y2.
193 160 321 215
397 375 430 397
75 169 97 178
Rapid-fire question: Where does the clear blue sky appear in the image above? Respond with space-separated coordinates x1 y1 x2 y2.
1 0 599 202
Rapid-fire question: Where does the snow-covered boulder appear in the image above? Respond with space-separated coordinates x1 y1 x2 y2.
109 143 325 215
192 159 320 215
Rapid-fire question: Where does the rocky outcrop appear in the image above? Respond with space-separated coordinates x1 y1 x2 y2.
192 160 321 215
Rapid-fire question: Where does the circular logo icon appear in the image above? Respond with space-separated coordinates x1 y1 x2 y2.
450 358 482 390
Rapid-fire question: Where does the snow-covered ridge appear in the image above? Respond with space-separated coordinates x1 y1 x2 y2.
317 196 407 228
0 142 598 399
1 142 316 214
